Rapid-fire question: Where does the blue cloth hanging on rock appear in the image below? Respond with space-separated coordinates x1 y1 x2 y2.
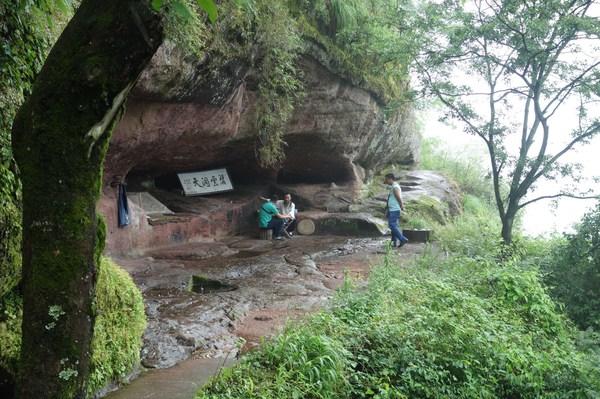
117 183 130 228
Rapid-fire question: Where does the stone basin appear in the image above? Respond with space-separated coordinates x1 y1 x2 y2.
189 275 237 294
403 229 432 243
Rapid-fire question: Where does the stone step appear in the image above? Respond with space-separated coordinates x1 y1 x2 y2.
298 211 388 236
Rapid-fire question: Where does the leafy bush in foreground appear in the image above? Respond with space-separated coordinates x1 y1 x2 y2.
197 253 599 399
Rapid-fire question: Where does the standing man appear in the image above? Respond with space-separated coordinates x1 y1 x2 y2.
384 173 409 248
258 197 290 240
276 193 297 237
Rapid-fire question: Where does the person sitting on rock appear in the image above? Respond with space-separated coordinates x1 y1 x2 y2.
258 196 290 240
384 173 409 248
276 193 297 237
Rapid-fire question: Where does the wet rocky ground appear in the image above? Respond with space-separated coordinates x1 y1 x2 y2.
107 235 424 398
115 236 424 369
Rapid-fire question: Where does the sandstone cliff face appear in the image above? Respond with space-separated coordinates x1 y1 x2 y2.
100 41 420 253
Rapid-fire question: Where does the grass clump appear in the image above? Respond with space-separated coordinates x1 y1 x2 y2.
420 138 494 203
0 257 146 397
201 327 352 398
435 194 502 258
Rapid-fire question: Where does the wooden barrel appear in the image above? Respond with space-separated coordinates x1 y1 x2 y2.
297 219 315 235
259 228 273 240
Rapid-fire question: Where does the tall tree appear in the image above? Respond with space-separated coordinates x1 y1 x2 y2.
11 0 162 396
416 0 600 243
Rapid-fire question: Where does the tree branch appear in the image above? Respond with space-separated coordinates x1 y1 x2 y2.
417 60 489 142
533 122 600 181
543 59 600 117
518 192 600 209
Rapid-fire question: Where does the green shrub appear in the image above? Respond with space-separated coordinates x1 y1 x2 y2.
292 0 416 103
542 202 600 331
197 251 599 398
0 257 146 397
251 0 304 168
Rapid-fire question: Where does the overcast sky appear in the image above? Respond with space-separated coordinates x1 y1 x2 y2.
421 107 600 236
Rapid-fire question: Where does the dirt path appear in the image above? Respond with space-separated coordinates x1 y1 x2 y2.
105 236 425 398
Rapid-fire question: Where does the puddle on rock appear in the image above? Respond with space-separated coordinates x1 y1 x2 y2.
189 275 237 294
232 250 264 259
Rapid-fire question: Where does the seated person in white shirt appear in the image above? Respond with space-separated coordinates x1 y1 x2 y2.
276 193 297 236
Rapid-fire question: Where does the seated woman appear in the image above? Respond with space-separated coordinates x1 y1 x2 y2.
258 196 290 240
276 193 297 237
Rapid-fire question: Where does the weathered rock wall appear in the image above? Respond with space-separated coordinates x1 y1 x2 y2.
100 42 420 254
103 53 418 184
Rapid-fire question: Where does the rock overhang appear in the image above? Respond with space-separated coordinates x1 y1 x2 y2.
99 42 420 253
103 40 419 184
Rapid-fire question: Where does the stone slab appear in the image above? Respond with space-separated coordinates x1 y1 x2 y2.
105 357 236 399
128 192 173 215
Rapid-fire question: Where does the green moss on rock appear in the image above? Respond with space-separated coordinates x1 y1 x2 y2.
402 195 450 229
0 257 146 398
87 257 146 396
0 290 22 383
0 1 75 300
0 196 21 299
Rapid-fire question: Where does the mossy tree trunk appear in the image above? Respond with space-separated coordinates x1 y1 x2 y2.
11 1 162 397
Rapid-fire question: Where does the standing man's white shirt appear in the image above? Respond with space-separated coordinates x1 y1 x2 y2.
276 200 296 219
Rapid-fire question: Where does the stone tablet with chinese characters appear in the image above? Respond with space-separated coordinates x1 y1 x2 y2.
177 168 233 196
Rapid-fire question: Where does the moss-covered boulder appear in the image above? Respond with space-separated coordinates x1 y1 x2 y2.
401 195 450 229
87 257 147 396
0 257 146 398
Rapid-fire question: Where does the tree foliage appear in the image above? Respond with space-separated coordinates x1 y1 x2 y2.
296 0 419 104
150 0 217 22
543 202 600 331
416 0 600 243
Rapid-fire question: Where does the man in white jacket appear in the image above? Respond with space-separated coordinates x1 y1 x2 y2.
276 193 297 237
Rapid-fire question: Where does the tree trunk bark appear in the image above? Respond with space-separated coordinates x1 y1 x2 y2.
11 1 162 397
501 212 515 244
501 219 513 244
